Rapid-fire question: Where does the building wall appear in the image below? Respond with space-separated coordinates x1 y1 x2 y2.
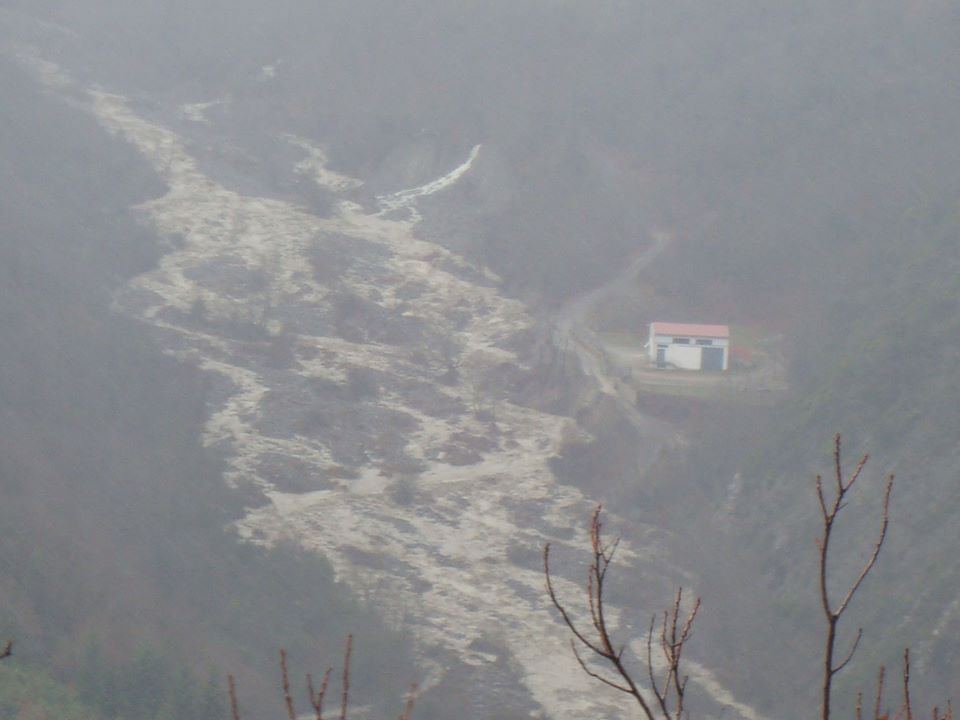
649 330 730 370
667 344 703 370
648 326 659 360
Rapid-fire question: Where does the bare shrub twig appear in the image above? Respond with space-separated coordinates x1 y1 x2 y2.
226 635 407 720
307 667 332 720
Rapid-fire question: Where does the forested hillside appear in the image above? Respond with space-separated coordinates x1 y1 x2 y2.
2 1 959 718
684 209 960 711
633 5 960 712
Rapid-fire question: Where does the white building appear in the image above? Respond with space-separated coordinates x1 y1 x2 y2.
648 322 730 371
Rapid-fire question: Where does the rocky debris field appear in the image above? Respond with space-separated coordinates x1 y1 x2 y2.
15 47 765 720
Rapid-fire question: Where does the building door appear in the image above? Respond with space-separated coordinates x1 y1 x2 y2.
656 346 667 367
701 347 725 371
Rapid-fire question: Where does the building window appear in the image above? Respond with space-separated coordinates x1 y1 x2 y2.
696 339 713 346
673 337 690 344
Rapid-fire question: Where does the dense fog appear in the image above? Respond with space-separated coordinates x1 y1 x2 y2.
1 2 959 718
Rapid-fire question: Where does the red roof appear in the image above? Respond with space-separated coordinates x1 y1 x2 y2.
650 322 730 338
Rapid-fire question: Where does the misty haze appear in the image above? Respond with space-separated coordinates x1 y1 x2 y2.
1 2 958 719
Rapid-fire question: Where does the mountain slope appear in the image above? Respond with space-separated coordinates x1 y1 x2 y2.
0 52 412 718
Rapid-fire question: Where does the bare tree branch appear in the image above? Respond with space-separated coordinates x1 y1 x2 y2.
340 634 353 720
308 668 332 720
571 641 635 695
836 479 893 616
230 639 414 720
833 628 864 674
874 665 886 720
544 506 699 720
228 674 242 720
818 434 894 720
545 545 611 658
902 648 913 720
397 683 418 720
280 648 297 720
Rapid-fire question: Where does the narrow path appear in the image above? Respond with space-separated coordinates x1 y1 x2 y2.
552 232 675 466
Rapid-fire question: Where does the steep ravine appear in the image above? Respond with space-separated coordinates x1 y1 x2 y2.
18 50 765 720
